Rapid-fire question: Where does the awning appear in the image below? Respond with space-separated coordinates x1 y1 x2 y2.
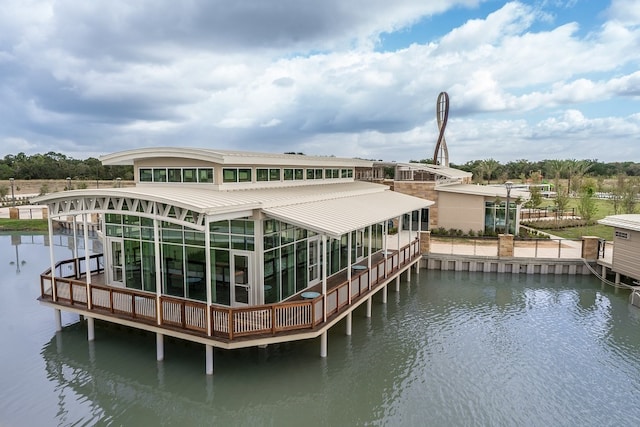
263 190 433 239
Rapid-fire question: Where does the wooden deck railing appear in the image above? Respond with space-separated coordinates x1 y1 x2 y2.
40 239 421 341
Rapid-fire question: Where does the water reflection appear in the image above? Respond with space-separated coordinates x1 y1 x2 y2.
3 232 640 426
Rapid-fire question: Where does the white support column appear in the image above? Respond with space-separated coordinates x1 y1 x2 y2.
54 309 62 332
72 215 78 260
368 225 373 291
346 312 352 336
366 297 372 317
382 285 387 304
395 276 400 292
615 272 621 284
320 331 327 358
204 217 212 336
48 214 58 302
407 266 411 283
347 231 352 305
205 344 214 375
156 333 164 361
83 210 92 309
396 215 401 254
87 316 95 341
153 217 162 325
322 235 328 323
601 265 607 279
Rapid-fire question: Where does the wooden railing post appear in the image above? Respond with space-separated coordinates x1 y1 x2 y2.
271 305 276 334
228 309 234 340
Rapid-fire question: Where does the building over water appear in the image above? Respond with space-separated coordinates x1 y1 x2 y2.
598 214 640 287
35 147 432 374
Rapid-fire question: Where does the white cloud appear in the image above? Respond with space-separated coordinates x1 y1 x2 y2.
0 0 639 164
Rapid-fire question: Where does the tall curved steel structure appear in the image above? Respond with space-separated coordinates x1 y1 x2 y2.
432 91 449 167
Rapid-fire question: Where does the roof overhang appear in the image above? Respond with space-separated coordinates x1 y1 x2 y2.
263 191 433 239
100 147 374 168
598 214 640 232
436 183 530 199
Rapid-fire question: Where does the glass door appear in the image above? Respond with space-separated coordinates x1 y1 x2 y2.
230 251 252 307
109 238 125 286
308 237 322 285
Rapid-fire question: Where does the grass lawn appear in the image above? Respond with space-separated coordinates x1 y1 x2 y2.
0 218 48 232
531 197 619 240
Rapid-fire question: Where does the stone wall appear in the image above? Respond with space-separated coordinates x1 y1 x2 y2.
393 181 439 227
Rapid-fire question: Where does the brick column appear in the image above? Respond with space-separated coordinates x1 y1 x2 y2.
581 236 600 260
42 207 49 219
9 207 19 219
498 234 514 257
420 230 431 254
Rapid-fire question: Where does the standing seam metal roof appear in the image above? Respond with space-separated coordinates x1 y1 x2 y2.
33 181 432 237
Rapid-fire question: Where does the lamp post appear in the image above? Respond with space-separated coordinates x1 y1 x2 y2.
9 178 15 206
66 177 71 190
116 177 122 188
504 181 513 234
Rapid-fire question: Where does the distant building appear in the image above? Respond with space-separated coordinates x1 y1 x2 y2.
371 162 529 235
598 214 640 286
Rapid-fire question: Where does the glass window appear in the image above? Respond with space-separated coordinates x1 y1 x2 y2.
269 168 281 181
294 169 304 180
183 168 197 183
315 169 323 179
154 168 167 182
210 220 230 233
284 169 294 180
168 168 181 183
256 168 269 181
238 168 252 182
162 228 183 244
223 168 237 183
139 168 152 182
198 168 214 183
211 233 230 248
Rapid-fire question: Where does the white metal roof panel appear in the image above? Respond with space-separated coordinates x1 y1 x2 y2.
436 183 530 199
263 190 433 238
598 214 640 232
100 147 374 167
33 181 391 214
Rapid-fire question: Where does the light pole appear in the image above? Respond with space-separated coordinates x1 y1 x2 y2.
66 177 71 190
504 181 513 234
9 177 15 206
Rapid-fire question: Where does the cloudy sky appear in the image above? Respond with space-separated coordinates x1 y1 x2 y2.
1 0 639 164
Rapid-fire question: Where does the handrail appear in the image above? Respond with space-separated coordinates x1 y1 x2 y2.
39 239 421 341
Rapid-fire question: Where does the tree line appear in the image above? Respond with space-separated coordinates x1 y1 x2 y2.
0 152 133 181
411 157 640 216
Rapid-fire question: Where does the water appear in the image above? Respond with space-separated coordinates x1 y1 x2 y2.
1 232 640 426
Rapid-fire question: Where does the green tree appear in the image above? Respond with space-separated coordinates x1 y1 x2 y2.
476 159 501 184
577 179 597 221
621 177 639 214
554 185 570 223
545 159 566 195
526 185 543 209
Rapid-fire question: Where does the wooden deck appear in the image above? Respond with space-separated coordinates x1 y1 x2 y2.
39 239 421 347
